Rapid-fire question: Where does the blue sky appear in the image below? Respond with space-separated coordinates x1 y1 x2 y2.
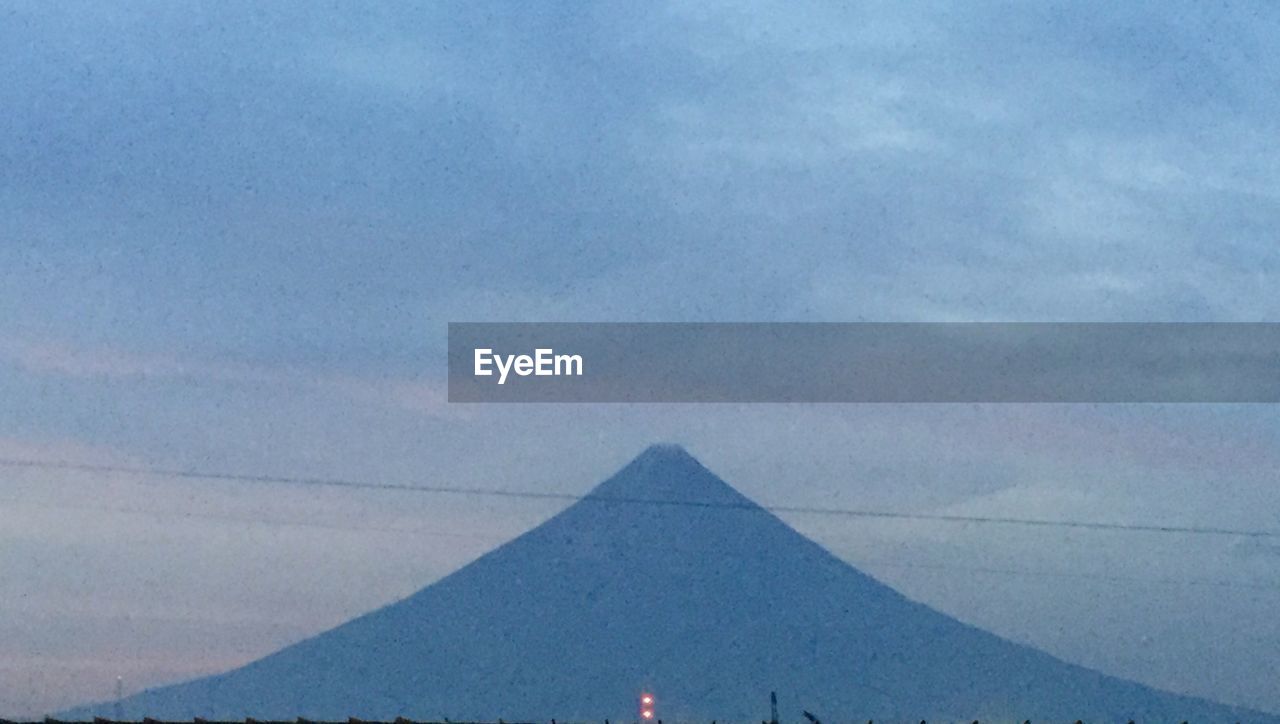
3 0 1280 717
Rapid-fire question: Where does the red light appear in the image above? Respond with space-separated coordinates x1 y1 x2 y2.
641 711 654 720
641 695 653 705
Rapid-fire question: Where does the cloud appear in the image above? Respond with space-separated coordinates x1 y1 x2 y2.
3 0 1280 715
0 338 462 419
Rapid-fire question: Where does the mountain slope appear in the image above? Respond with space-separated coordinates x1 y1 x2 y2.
65 445 1275 721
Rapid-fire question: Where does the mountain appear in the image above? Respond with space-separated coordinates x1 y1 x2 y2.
65 445 1274 722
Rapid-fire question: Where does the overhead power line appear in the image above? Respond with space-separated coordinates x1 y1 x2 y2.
0 497 509 541
2 456 1279 540
859 558 1280 592
3 493 1278 594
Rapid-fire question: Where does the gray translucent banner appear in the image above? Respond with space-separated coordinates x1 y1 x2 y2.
447 323 1280 403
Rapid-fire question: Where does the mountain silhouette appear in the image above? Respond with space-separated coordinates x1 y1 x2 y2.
65 444 1275 721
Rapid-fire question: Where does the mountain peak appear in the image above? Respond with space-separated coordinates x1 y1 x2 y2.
584 444 753 508
631 442 701 470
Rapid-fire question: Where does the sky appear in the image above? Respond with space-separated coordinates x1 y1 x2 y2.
2 0 1280 717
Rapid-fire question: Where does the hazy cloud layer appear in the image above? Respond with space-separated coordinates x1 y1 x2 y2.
2 0 1279 717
